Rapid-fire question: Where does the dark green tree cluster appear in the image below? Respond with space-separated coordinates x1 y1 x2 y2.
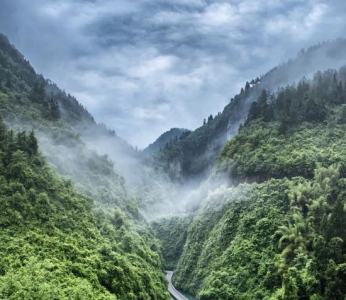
156 63 346 299
0 119 170 299
218 67 346 184
155 67 346 183
152 40 346 182
152 216 191 269
168 166 346 299
246 68 346 130
0 33 139 216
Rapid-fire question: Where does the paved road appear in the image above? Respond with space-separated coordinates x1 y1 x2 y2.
165 271 189 300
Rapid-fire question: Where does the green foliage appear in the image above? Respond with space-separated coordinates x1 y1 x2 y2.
165 165 346 299
182 67 346 299
218 120 346 184
152 216 191 269
0 121 170 299
164 68 346 298
172 182 286 299
0 33 139 218
150 40 346 181
5 32 346 300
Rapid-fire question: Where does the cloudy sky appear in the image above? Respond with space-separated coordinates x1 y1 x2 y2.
1 0 346 148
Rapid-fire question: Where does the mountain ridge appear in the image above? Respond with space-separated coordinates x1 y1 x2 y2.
3 31 346 300
152 38 346 183
142 127 189 154
0 32 171 300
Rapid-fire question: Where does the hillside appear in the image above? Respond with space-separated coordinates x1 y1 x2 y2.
217 68 346 184
0 120 169 299
154 39 346 182
3 30 346 300
153 67 346 299
0 33 171 299
0 33 142 211
142 128 189 156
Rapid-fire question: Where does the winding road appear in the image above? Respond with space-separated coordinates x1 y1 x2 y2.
165 271 189 300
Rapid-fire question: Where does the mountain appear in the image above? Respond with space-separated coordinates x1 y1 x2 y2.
154 38 346 182
154 64 346 299
0 120 169 299
0 33 170 299
3 29 346 300
142 128 189 155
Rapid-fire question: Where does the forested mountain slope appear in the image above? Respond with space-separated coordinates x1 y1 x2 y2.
4 29 346 300
0 120 169 299
0 33 141 213
0 33 171 299
142 128 189 156
154 68 346 299
154 39 346 182
218 67 346 184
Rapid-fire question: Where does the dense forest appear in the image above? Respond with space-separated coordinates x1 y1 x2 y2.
150 39 346 183
3 30 346 300
0 33 171 299
153 68 346 299
0 120 169 299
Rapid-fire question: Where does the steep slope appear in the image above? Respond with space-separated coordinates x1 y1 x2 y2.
154 67 346 299
0 33 139 213
173 170 346 299
0 33 172 299
151 216 191 270
142 128 189 156
217 67 346 184
0 120 170 299
155 39 346 182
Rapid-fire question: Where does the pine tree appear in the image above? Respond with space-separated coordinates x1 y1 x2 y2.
50 98 61 120
28 130 38 155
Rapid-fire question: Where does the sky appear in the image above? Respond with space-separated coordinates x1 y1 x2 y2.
1 0 346 148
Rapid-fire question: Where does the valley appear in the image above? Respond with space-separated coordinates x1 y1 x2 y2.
1 32 346 300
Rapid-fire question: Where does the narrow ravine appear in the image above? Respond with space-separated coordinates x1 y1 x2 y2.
165 271 189 300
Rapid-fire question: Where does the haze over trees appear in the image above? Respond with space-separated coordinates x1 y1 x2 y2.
0 33 170 300
152 41 346 299
2 31 346 300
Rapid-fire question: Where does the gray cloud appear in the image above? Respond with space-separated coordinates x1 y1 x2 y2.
1 0 346 147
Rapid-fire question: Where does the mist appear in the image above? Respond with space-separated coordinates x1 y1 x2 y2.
31 38 346 222
5 36 346 224
4 3 346 299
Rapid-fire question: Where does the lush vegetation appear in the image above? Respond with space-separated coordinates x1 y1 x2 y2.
171 166 346 299
151 216 191 270
0 33 172 299
158 68 346 299
0 119 170 299
4 30 346 300
218 67 346 184
0 32 143 215
153 39 346 182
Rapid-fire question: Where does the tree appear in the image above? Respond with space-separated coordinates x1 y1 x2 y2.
50 98 61 120
275 212 312 270
28 130 38 155
29 80 45 103
0 118 6 141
